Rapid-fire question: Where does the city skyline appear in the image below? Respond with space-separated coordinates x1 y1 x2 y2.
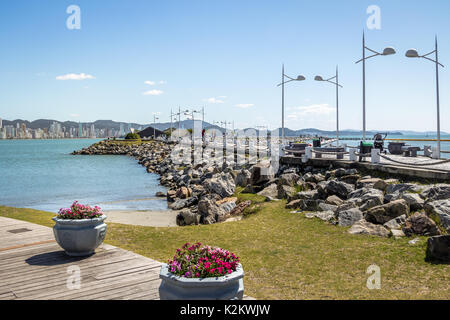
0 1 449 132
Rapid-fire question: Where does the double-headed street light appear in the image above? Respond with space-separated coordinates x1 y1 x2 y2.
153 114 159 139
405 36 444 158
277 64 306 143
315 66 343 146
355 33 396 141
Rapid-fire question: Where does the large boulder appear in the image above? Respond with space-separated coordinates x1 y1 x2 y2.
278 173 301 187
286 199 321 211
401 193 424 211
257 183 278 200
290 190 319 202
348 220 390 237
203 172 236 198
383 214 407 230
385 183 422 195
426 235 450 262
420 184 450 201
235 169 251 187
402 212 441 237
169 196 198 210
250 160 275 185
338 208 363 227
277 185 296 200
365 199 410 225
176 209 200 226
348 188 384 211
339 174 360 185
325 195 344 206
325 180 355 199
424 200 450 232
304 211 335 223
197 198 227 224
175 186 192 199
356 178 385 190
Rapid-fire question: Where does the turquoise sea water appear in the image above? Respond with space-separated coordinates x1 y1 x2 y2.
0 139 168 213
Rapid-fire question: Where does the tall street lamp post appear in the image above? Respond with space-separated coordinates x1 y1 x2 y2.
314 66 343 146
355 33 396 141
153 114 159 139
277 64 306 143
405 36 444 158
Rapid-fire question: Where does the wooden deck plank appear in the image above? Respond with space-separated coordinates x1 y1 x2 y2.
0 217 255 301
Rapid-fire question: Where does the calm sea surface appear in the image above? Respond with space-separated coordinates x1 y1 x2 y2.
0 139 168 213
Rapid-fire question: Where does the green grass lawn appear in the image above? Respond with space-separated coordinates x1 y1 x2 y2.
1 197 449 300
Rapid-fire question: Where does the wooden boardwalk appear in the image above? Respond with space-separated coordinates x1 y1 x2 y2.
0 216 254 300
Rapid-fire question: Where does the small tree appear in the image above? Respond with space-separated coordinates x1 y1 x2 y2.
125 132 141 140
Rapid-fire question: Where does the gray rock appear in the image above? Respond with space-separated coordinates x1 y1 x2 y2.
391 229 405 238
235 169 251 187
257 183 278 199
338 208 363 227
325 180 355 199
402 212 441 237
305 210 335 222
420 184 450 201
220 201 237 213
348 220 390 237
176 209 200 226
426 235 450 262
348 188 384 211
318 202 338 213
250 160 275 185
277 185 296 200
290 190 319 202
203 172 236 198
169 197 198 210
365 199 410 225
401 193 425 211
383 214 407 230
286 199 321 211
278 173 301 187
325 195 344 206
424 199 450 232
336 202 358 214
356 178 384 190
385 183 422 195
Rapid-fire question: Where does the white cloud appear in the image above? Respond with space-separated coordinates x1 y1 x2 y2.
288 104 335 116
204 97 225 104
144 81 156 86
70 113 80 118
143 89 164 96
159 80 167 84
235 103 254 109
56 73 95 80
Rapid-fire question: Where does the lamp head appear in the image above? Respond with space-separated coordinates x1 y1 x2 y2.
405 49 420 58
296 75 306 81
314 75 324 81
382 47 396 56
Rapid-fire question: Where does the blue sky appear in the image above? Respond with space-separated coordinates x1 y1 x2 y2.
0 0 449 132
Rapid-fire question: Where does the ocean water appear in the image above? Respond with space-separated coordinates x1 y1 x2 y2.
0 139 168 213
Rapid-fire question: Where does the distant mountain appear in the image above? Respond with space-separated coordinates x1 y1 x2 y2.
7 118 449 137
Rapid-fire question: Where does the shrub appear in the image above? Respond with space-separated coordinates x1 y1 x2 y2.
57 201 104 219
168 242 240 278
125 132 141 140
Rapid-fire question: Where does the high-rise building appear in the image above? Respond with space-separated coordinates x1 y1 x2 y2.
78 123 83 137
0 117 2 129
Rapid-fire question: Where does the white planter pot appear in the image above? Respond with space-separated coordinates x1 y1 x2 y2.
159 263 244 300
52 216 107 256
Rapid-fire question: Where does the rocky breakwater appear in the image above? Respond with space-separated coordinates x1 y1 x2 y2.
248 165 449 262
72 140 257 226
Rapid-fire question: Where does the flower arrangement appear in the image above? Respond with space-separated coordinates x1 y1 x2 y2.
168 242 240 278
57 201 104 219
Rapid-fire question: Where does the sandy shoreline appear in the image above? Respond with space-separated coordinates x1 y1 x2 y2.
104 209 179 227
